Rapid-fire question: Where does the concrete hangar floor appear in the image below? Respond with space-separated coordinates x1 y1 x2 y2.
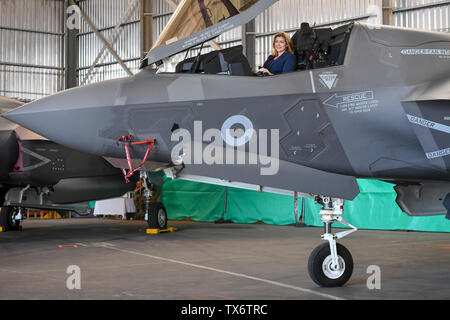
0 218 449 300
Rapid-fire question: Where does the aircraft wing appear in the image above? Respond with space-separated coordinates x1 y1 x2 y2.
104 155 360 200
180 160 360 200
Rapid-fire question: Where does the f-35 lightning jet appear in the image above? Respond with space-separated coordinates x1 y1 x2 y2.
4 0 450 286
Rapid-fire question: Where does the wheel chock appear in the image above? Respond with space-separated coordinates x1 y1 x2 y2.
146 227 177 234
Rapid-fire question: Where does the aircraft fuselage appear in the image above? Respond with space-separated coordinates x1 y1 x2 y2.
4 23 450 197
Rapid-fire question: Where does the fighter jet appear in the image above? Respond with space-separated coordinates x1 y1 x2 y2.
3 0 450 287
0 96 141 231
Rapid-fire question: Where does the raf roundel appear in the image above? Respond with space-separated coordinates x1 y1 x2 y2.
221 115 255 147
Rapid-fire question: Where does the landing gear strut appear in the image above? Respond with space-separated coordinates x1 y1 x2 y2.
140 171 167 230
308 196 357 287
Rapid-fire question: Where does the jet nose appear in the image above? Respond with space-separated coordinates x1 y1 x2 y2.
2 97 51 134
2 80 122 156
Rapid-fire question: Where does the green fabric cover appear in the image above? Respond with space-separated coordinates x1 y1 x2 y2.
160 177 450 232
224 187 296 225
161 178 225 222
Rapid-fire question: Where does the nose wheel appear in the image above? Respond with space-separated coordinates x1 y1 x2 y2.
140 171 168 230
148 202 168 229
308 242 353 287
308 196 357 287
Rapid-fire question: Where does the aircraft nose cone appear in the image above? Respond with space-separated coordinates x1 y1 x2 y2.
3 97 50 126
2 81 121 156
2 97 52 134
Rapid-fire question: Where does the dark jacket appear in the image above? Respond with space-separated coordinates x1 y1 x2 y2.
263 52 296 74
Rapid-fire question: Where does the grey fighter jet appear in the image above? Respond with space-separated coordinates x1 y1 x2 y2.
4 0 450 287
0 96 140 231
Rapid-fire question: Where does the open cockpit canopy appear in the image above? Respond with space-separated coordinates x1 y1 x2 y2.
141 0 277 67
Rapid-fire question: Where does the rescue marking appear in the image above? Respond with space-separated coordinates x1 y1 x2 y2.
407 114 450 134
99 245 345 300
323 91 374 108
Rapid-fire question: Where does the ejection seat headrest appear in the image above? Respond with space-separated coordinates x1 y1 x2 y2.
299 22 313 35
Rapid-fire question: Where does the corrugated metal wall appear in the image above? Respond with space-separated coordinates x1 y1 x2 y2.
153 0 173 43
77 0 141 85
394 0 450 32
0 0 65 101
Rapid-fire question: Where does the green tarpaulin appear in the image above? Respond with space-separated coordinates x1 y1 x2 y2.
161 177 450 233
161 178 225 222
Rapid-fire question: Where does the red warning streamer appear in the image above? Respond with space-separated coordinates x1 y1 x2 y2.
116 135 155 183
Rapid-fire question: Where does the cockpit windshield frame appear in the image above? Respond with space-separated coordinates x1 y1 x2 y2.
141 0 278 68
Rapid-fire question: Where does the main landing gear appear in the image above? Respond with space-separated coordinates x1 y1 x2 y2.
1 187 23 232
308 196 358 287
0 206 22 231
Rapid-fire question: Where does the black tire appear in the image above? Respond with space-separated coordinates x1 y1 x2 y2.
308 242 353 287
0 206 21 231
147 202 168 229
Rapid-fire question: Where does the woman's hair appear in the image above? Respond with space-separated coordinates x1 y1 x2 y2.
271 32 294 57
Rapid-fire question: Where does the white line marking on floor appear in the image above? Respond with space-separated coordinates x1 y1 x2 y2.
100 245 345 300
75 242 117 247
75 243 89 247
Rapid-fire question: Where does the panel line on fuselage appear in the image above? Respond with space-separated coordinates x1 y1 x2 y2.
309 71 316 93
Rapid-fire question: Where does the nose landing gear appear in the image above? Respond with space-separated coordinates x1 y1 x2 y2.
140 171 169 231
308 196 357 287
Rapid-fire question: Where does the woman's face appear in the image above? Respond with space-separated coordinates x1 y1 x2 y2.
274 36 287 54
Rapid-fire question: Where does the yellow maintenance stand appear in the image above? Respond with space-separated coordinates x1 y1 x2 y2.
146 227 177 234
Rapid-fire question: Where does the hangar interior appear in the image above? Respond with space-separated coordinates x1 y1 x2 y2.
0 0 450 300
1 0 449 231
